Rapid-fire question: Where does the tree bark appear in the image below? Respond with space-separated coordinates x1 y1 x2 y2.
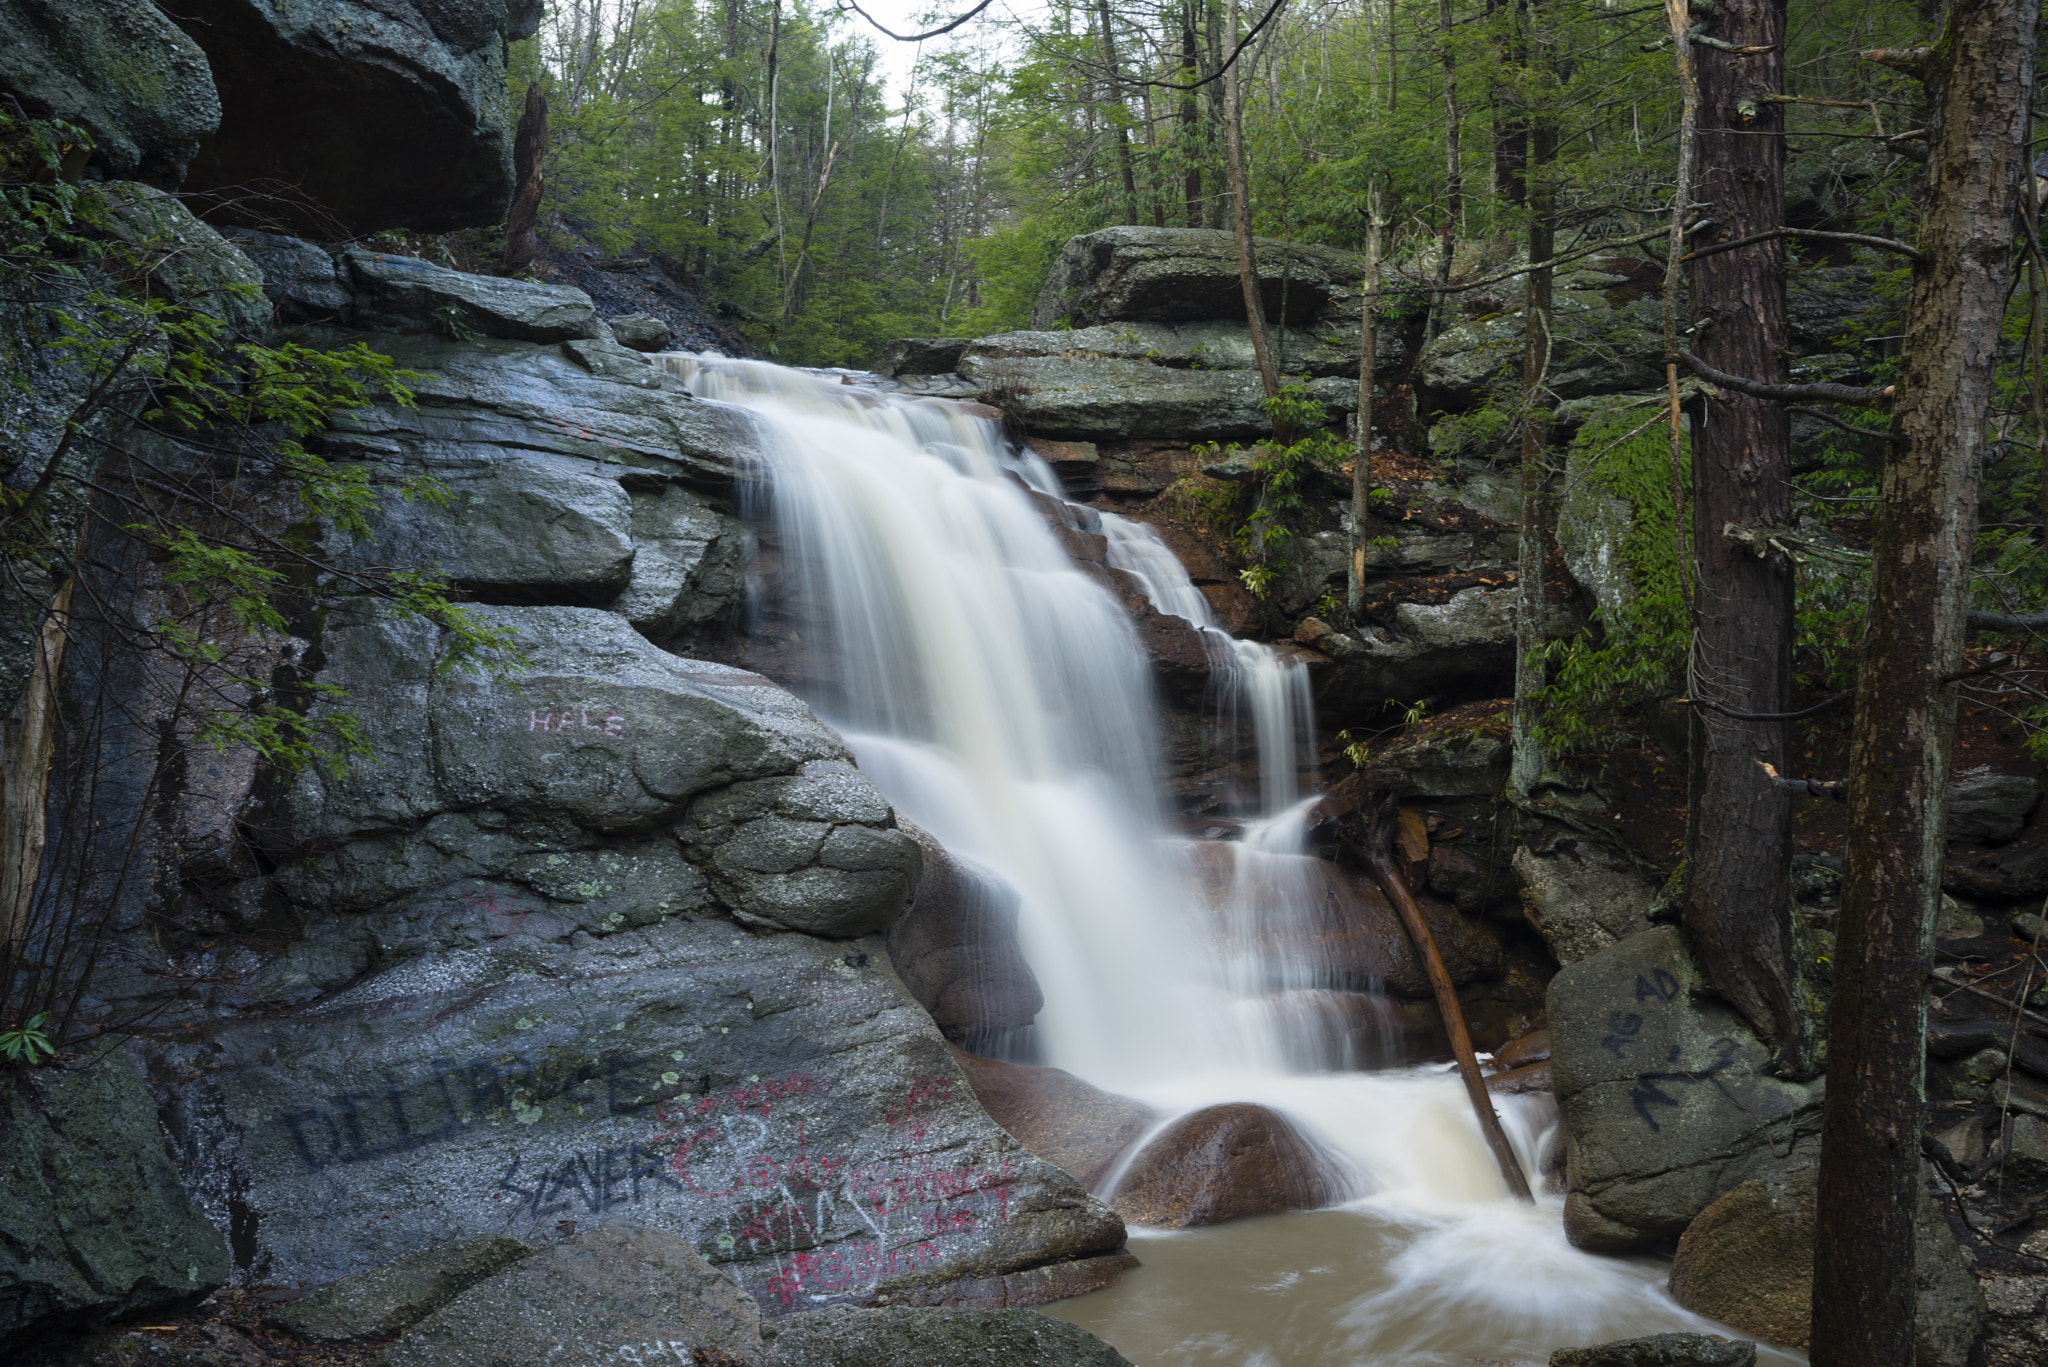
1509 81 1554 797
1350 185 1388 614
1677 0 1810 1072
1095 0 1142 224
1811 1 2039 1360
0 580 71 954
502 82 548 275
1428 0 1463 343
1182 3 1204 226
1222 0 1280 398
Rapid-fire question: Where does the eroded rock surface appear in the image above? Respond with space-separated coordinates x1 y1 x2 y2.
1107 1103 1336 1229
766 1305 1134 1367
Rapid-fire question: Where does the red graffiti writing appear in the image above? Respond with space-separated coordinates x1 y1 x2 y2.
764 1239 939 1308
882 1076 953 1143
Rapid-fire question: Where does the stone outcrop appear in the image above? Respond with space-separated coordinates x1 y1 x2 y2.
170 0 540 234
890 829 1046 1046
0 1052 230 1341
380 1224 765 1367
266 1234 530 1342
1548 1334 1756 1367
1549 928 1823 1252
1510 843 1659 966
1032 227 1365 330
1106 1103 1337 1228
1666 1160 1982 1367
0 0 220 185
767 1306 1134 1367
962 351 1359 443
947 1045 1157 1191
344 248 606 342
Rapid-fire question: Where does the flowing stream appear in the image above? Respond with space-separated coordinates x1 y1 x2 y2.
661 357 1802 1367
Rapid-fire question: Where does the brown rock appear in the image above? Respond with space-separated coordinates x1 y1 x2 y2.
1107 1103 1337 1229
889 828 1044 1043
1200 580 1260 634
1483 1060 1551 1095
1669 1180 1813 1350
1495 1027 1552 1070
946 1045 1157 1190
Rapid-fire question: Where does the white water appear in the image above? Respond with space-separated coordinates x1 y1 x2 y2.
660 356 1802 1366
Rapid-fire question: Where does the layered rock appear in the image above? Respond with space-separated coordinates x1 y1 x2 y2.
1032 227 1366 330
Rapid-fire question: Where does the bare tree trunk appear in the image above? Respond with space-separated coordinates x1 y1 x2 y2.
1223 0 1280 398
1677 0 1810 1071
502 82 548 275
1428 0 1463 343
1350 185 1388 614
1488 0 1528 207
1509 87 1553 797
0 581 72 953
1811 2 2039 1360
1095 0 1141 224
1181 4 1204 226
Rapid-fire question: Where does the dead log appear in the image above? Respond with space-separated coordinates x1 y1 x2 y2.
1350 788 1533 1200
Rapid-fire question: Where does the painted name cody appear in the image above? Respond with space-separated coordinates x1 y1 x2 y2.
276 1052 1018 1312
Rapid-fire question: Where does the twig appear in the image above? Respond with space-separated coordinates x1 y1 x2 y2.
1680 350 1891 404
1786 404 1901 442
1757 760 1846 800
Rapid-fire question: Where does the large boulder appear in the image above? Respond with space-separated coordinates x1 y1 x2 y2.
888 828 1045 1045
1308 588 1519 709
1549 928 1823 1252
97 182 269 337
381 1224 764 1367
219 229 353 324
170 0 540 234
0 1052 230 1343
0 0 220 185
273 604 918 939
344 249 605 343
1106 1103 1336 1229
1667 1161 1983 1367
1946 768 2040 843
767 1306 1134 1367
1031 226 1363 330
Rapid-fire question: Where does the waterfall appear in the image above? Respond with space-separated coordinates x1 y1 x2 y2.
659 356 1799 1367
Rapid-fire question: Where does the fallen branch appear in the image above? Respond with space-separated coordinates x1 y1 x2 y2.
1758 760 1847 801
1786 404 1901 442
1969 608 2048 634
1679 226 1928 266
1351 790 1533 1200
1680 351 1892 404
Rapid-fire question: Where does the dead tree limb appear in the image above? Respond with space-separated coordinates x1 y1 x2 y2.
1680 350 1891 404
1353 789 1533 1200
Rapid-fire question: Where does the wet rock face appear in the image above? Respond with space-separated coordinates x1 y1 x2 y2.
766 1305 1134 1367
265 1234 530 1341
1510 844 1659 966
380 1225 765 1367
1106 1103 1337 1229
946 1046 1156 1191
1031 226 1364 330
889 830 1045 1045
170 0 539 234
1549 928 1823 1253
0 0 220 185
1667 1160 1982 1367
962 352 1358 443
0 1053 230 1341
344 249 606 342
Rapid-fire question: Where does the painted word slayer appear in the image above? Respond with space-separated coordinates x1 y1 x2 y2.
496 1143 683 1219
528 706 625 736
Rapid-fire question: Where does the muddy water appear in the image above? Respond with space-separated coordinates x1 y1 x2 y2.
1042 1205 1806 1367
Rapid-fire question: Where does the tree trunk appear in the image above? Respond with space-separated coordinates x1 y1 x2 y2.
1677 0 1810 1072
1489 0 1528 207
1182 4 1203 226
1095 0 1141 224
1428 0 1463 343
1223 0 1280 398
1510 90 1554 797
1350 185 1387 614
0 580 71 954
502 82 548 275
1810 2 2039 1360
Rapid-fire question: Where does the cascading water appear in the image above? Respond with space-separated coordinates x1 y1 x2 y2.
659 355 1802 1366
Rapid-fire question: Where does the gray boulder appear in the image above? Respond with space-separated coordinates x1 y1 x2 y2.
172 0 534 235
962 352 1356 442
876 337 973 377
0 1051 229 1341
1031 226 1363 330
1947 769 2040 843
1549 1334 1755 1367
767 1306 1133 1367
1511 843 1659 965
381 1224 763 1367
220 229 353 324
344 454 637 604
345 250 604 343
0 0 219 185
320 332 757 495
1416 295 1662 406
965 319 1402 382
1550 928 1823 1252
1365 725 1509 798
1310 588 1517 709
145 913 1128 1312
615 484 746 641
97 183 270 337
607 313 674 352
268 1234 530 1341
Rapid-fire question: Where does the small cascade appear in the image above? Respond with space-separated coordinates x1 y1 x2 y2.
659 355 1798 1366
